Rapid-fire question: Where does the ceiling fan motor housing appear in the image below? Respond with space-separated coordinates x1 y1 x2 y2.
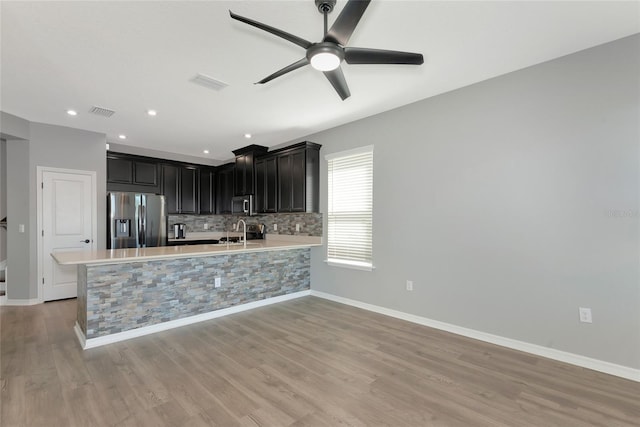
315 0 337 14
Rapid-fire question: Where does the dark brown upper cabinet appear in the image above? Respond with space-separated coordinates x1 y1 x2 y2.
107 152 160 193
107 141 320 215
255 156 278 213
232 145 268 196
161 164 199 214
199 167 216 215
216 163 235 214
257 142 321 213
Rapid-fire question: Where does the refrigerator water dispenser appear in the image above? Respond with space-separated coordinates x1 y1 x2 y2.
115 219 131 237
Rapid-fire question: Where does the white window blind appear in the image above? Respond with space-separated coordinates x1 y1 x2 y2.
326 145 374 270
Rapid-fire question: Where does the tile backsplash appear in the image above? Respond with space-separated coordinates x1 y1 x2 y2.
169 212 323 237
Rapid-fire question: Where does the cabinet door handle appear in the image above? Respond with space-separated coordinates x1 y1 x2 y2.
81 239 90 243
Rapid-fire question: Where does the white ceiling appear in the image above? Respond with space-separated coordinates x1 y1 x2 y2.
2 1 639 163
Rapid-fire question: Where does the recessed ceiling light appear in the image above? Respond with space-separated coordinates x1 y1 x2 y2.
147 110 157 116
67 109 78 116
244 133 252 139
118 134 127 140
203 150 210 154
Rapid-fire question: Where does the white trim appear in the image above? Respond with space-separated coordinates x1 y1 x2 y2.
1 298 41 306
324 144 374 161
74 322 86 349
79 290 311 349
310 290 640 383
325 259 375 271
37 166 97 303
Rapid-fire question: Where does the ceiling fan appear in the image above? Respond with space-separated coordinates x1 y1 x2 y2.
230 0 424 100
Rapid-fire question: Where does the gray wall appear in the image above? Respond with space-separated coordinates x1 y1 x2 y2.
1 115 107 300
307 35 640 369
6 139 30 299
0 111 30 141
0 139 6 263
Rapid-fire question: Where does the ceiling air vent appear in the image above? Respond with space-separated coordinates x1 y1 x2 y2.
89 106 116 117
190 73 228 91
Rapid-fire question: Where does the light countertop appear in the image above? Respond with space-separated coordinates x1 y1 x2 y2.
52 235 322 266
167 231 240 242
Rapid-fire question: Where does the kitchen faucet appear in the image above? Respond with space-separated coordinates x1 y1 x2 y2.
236 219 247 248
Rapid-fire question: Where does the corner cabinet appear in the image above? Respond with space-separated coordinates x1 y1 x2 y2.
256 142 321 213
161 164 199 214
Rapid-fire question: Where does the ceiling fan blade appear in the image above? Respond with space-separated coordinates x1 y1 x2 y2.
230 10 312 49
344 47 424 65
256 58 310 85
323 66 351 100
324 0 371 46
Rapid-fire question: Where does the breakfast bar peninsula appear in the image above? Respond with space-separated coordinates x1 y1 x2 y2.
52 235 321 349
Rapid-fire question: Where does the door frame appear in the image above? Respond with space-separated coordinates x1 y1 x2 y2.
37 166 97 303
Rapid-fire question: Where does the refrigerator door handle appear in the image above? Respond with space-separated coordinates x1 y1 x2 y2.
141 204 146 247
137 204 143 247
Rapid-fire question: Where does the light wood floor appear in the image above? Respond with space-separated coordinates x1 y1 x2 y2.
1 297 639 426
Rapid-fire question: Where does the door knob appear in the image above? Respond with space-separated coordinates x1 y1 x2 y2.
81 239 90 243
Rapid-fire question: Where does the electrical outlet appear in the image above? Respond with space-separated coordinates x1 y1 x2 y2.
232 223 237 230
19 224 25 233
406 280 413 291
296 223 301 232
203 223 209 230
579 307 592 323
273 224 278 231
214 277 221 288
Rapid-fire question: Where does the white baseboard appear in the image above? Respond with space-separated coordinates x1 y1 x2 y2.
0 297 40 306
80 290 311 350
310 290 640 383
74 322 87 349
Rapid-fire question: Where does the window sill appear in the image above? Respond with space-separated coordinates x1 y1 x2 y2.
324 259 375 271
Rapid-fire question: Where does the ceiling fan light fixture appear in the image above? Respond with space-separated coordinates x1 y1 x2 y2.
310 52 341 71
307 42 344 71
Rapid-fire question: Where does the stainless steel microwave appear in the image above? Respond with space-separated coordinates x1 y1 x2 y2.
231 195 255 216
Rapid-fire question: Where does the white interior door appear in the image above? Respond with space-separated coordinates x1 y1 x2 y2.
42 170 95 301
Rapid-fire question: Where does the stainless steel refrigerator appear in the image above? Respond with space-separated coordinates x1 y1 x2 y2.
107 192 167 249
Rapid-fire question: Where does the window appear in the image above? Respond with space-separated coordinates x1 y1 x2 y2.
326 145 374 270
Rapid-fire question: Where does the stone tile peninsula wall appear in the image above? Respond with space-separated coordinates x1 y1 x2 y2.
77 248 310 341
